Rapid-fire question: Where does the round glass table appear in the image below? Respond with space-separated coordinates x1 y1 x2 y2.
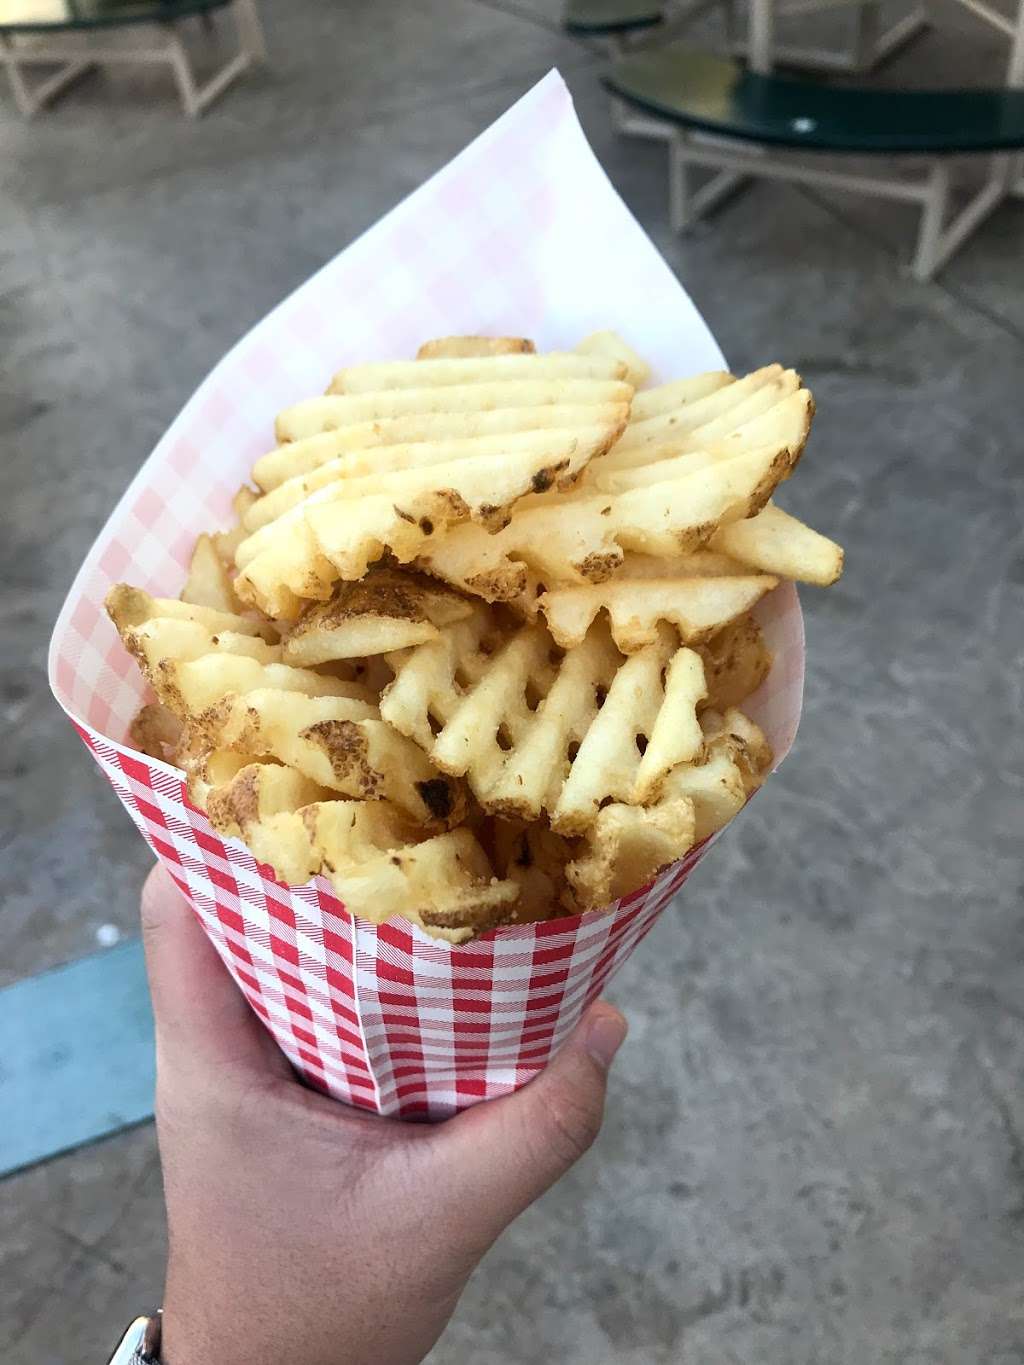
0 0 266 116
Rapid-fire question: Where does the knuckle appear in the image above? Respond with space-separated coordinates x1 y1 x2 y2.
540 1075 603 1167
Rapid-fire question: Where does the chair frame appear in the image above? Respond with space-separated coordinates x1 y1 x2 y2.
0 0 266 118
611 1 1024 279
598 0 929 74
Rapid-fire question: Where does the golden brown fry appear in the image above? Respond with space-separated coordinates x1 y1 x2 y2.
382 613 708 830
187 757 518 942
417 335 536 359
697 615 773 711
181 533 243 614
282 569 473 665
328 352 627 395
128 702 183 764
710 502 844 585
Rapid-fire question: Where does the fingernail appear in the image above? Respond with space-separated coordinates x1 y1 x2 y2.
585 1008 627 1070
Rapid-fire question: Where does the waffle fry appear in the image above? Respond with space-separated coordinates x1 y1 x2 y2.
282 569 473 664
188 757 518 942
416 436 804 602
565 795 695 909
327 351 627 394
109 330 842 943
212 486 259 564
128 702 183 764
106 585 278 649
382 614 708 829
697 615 772 712
663 707 772 841
538 566 778 652
191 689 459 827
234 414 629 618
182 533 241 614
488 818 575 923
601 364 806 468
271 378 632 451
575 330 651 388
245 411 629 533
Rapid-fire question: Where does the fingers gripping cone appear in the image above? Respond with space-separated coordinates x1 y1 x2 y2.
49 73 805 1118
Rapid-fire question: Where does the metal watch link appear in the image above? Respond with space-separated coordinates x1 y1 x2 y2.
106 1310 162 1364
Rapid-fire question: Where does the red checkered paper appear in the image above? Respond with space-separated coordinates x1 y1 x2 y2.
49 71 805 1118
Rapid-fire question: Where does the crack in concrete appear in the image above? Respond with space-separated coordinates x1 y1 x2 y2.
46 1223 128 1278
976 1045 1024 1222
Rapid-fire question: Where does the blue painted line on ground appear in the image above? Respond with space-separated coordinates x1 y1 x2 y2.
0 939 155 1178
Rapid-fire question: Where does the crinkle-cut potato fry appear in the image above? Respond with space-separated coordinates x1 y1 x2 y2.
106 584 278 648
416 438 803 604
575 329 650 389
233 419 629 619
213 486 259 564
383 612 707 829
565 795 696 909
327 352 628 395
186 756 517 942
538 570 778 652
282 569 473 665
181 533 244 614
271 378 633 450
710 502 844 586
245 410 630 533
128 702 183 764
195 687 463 829
417 335 536 359
697 615 772 712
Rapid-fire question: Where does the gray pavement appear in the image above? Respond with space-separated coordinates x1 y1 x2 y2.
2 2 1023 1361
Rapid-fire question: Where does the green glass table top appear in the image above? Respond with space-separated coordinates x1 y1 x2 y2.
607 45 1024 154
565 0 662 35
0 0 230 32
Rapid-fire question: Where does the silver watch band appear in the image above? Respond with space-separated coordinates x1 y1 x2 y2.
107 1311 162 1364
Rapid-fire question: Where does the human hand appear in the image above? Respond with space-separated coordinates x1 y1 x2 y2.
141 864 627 1365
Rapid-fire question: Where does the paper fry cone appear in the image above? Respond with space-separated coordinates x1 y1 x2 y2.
49 72 804 1118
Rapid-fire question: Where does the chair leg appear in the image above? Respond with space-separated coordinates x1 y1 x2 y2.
234 0 267 63
669 134 691 232
166 25 200 116
912 159 951 281
850 1 880 71
1 33 95 117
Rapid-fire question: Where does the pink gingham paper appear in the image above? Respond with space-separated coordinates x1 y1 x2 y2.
49 71 805 1118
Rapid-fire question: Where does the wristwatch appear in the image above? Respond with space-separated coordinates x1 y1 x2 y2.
106 1311 162 1364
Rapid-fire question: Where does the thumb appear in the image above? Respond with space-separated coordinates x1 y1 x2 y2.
141 862 284 1078
436 1003 627 1234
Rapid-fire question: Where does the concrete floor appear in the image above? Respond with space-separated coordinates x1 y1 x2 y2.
2 2 1024 1361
